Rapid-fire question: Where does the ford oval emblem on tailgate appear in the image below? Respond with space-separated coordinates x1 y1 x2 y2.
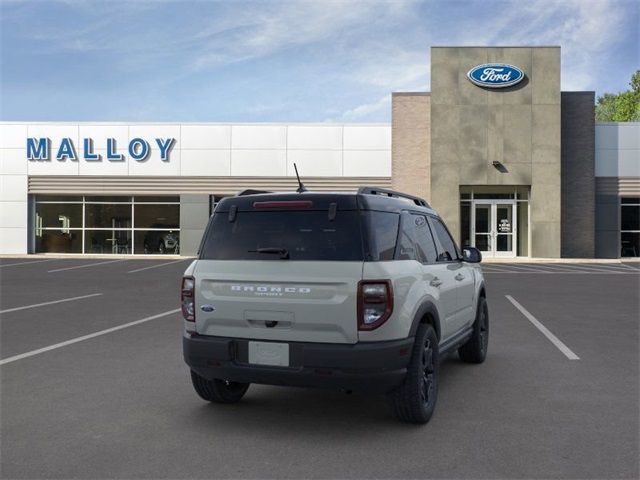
200 305 215 312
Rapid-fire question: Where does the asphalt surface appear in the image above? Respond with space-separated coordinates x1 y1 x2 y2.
1 258 638 479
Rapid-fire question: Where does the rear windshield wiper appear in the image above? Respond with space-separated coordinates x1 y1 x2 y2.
248 247 290 259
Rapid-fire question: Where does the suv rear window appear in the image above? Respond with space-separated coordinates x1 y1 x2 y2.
200 210 364 261
199 209 401 262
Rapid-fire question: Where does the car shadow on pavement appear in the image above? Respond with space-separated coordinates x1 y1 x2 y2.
181 354 473 434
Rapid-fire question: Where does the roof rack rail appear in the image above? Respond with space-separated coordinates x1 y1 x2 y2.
357 186 430 208
237 189 272 196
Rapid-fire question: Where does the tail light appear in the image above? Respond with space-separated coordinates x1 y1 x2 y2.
358 280 393 330
181 276 195 321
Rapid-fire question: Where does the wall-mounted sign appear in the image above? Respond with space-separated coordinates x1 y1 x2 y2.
26 137 175 162
467 64 524 88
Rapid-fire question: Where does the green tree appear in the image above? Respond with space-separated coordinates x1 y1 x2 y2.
596 70 640 122
595 93 618 122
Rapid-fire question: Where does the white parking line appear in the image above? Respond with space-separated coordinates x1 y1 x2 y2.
506 295 580 360
127 259 186 273
0 259 55 268
48 259 124 273
0 308 181 366
0 293 103 315
541 263 631 273
487 264 542 272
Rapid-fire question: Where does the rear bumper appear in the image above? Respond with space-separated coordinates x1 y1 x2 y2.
183 332 414 393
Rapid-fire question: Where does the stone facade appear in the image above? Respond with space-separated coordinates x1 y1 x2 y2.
430 46 562 258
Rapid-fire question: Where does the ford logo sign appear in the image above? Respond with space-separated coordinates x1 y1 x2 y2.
200 305 215 312
467 63 524 88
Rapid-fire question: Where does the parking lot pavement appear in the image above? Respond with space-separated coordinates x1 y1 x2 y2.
1 259 638 479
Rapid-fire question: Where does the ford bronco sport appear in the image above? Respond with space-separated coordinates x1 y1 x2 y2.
182 187 488 424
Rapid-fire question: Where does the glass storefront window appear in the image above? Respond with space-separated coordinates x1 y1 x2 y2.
460 203 471 247
473 193 515 199
134 204 179 229
86 196 133 203
134 196 179 203
36 195 83 202
36 230 82 253
517 201 529 256
621 232 639 257
85 203 132 229
621 198 640 257
621 205 639 231
34 195 181 254
85 230 132 254
36 203 83 229
459 186 529 257
134 230 180 254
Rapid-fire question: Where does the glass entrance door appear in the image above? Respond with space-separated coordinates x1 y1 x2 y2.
472 201 517 257
474 203 492 256
494 203 515 257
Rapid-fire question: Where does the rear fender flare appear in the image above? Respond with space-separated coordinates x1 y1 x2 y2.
408 301 442 341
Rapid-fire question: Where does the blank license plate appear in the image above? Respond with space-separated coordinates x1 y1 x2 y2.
248 341 290 367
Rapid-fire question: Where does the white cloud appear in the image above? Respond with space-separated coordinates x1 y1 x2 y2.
448 0 631 91
189 0 418 70
334 94 390 121
2 0 636 121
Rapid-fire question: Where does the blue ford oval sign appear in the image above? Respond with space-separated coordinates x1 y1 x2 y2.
467 63 524 88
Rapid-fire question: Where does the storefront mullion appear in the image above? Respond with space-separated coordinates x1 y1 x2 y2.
131 197 136 255
81 196 86 254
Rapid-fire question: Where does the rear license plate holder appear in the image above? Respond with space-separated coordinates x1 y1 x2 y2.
248 341 290 367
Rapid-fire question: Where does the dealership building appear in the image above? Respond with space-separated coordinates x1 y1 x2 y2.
1 46 638 258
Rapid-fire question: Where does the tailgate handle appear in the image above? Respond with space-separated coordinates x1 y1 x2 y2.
247 319 293 329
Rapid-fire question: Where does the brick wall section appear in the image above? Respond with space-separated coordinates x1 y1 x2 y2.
391 93 431 202
561 92 596 257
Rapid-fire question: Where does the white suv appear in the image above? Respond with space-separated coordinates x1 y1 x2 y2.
182 187 488 423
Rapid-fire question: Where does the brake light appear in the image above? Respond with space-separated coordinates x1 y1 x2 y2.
357 280 393 330
181 276 195 322
253 200 313 209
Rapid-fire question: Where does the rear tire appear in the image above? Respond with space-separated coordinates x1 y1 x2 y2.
458 296 489 364
387 324 439 424
190 370 250 404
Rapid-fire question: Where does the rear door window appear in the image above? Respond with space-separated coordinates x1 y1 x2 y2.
428 217 460 262
200 210 364 261
397 213 437 263
364 211 400 261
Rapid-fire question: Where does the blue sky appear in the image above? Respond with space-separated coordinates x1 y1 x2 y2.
1 0 638 122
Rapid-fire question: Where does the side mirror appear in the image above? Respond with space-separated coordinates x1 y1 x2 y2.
462 246 482 263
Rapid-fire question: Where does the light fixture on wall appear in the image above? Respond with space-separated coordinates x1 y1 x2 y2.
492 160 508 173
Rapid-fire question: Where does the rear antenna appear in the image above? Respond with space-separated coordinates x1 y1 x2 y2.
293 163 307 193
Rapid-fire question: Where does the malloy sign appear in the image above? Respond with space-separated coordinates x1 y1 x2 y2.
26 137 175 162
467 63 524 88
